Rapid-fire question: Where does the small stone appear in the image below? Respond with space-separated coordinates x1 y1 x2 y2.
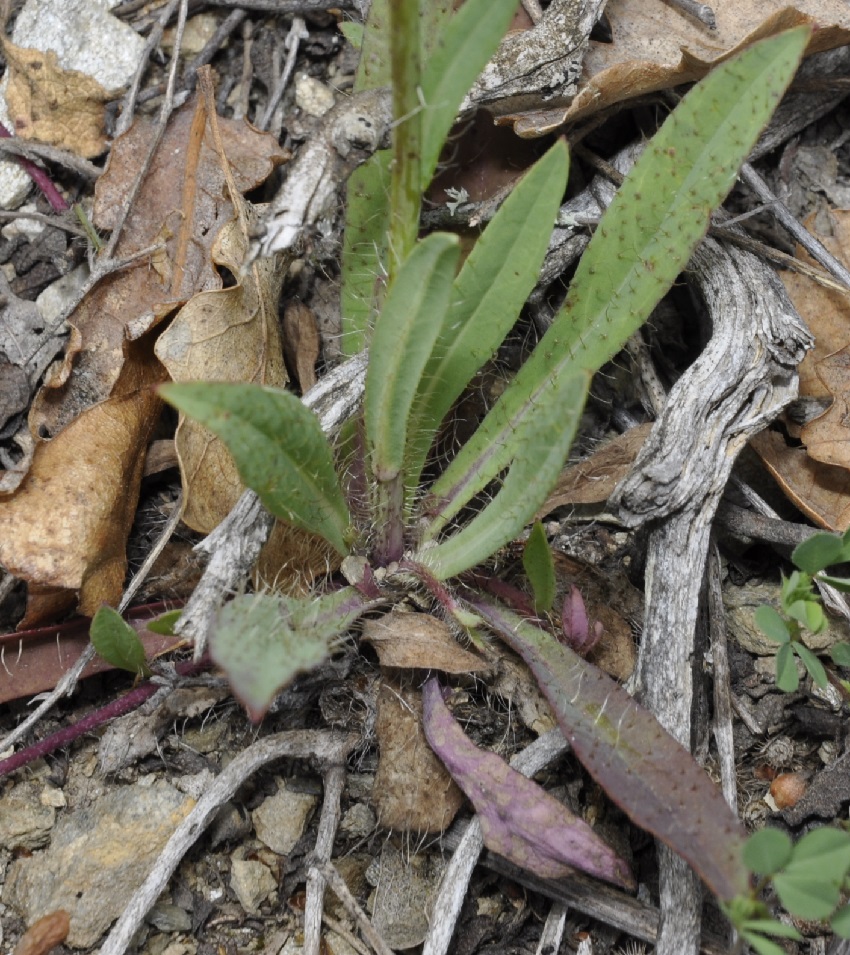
340 803 376 839
3 780 194 947
229 858 276 915
252 780 316 855
0 782 56 850
295 74 335 118
147 902 192 933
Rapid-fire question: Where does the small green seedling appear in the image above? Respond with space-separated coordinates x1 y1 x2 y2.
90 606 152 679
726 825 850 954
755 527 850 692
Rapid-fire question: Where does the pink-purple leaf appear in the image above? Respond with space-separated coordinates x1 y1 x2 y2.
560 585 602 655
422 677 635 890
469 596 750 902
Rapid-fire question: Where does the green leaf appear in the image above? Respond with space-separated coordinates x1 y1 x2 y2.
787 827 850 884
418 0 518 190
831 903 850 937
786 598 825 633
339 21 364 50
471 598 751 902
340 153 391 354
815 573 850 593
773 874 840 921
792 642 828 689
211 589 381 721
364 232 460 482
775 642 799 692
405 141 569 492
739 919 802 940
146 610 182 636
743 828 793 876
422 370 589 580
428 26 810 527
740 930 791 955
793 531 848 574
754 605 790 644
523 521 556 614
161 382 352 556
831 641 850 666
90 606 152 678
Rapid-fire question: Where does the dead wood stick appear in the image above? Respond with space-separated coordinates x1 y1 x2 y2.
305 763 349 955
611 235 811 954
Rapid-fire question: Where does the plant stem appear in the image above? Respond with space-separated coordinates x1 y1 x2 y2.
373 476 405 564
387 0 422 276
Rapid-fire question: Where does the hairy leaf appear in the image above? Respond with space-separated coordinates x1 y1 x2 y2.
429 27 810 526
406 141 569 491
418 0 518 191
161 382 352 556
339 0 456 353
211 589 381 721
523 522 556 614
422 677 635 889
470 597 750 901
90 606 151 677
364 232 460 483
422 370 588 579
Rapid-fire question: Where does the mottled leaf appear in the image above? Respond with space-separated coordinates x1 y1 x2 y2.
211 588 380 721
422 677 634 889
471 598 750 901
160 382 352 556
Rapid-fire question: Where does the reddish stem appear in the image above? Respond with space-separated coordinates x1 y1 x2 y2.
0 656 210 778
0 121 69 213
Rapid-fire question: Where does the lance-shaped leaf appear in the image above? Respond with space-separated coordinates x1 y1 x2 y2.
420 370 589 578
470 597 750 901
418 0 519 192
523 521 556 614
211 588 383 721
422 677 635 890
161 382 351 556
428 27 810 529
364 232 460 483
405 141 569 492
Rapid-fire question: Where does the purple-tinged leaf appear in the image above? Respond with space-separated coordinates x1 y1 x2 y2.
560 586 602 655
422 677 635 890
469 597 750 901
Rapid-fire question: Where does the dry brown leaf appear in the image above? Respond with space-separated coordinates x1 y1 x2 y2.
12 910 70 955
0 91 285 617
2 41 111 158
361 610 489 673
0 345 165 619
283 302 320 393
502 2 850 135
29 91 287 443
750 429 850 531
801 346 850 468
372 674 465 833
155 204 287 533
781 210 850 402
539 423 652 513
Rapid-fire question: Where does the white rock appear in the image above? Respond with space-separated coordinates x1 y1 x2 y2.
0 0 145 209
